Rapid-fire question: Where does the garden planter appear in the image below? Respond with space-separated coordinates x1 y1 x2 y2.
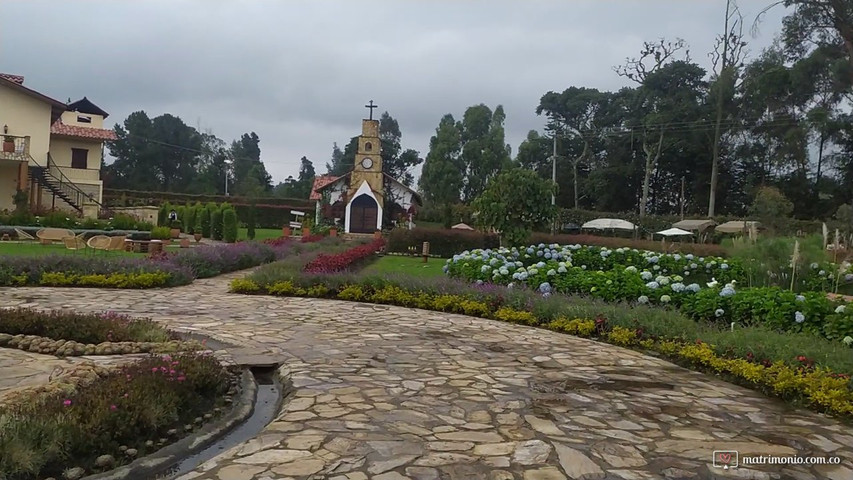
194 233 203 243
180 238 191 248
329 227 337 237
148 240 162 254
170 228 180 239
2 141 14 153
282 226 292 237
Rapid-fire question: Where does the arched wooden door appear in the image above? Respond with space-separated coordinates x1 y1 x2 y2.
349 194 378 233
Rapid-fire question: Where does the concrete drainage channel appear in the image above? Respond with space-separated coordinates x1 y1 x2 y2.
80 331 287 480
159 365 284 479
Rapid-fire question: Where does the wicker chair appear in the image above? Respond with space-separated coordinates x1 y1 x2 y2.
62 235 87 251
87 235 112 251
106 235 128 251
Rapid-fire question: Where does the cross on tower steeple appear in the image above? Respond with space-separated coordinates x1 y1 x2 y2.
365 100 378 120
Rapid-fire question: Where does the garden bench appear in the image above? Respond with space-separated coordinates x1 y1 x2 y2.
36 228 75 245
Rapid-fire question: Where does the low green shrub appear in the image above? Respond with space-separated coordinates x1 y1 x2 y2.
150 226 171 240
0 353 230 480
109 214 138 231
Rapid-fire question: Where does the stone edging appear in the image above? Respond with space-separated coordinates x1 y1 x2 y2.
80 369 257 480
0 333 203 357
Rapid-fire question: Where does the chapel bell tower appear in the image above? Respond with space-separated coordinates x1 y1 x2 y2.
349 100 384 209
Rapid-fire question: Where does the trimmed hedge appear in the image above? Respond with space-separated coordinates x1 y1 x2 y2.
387 227 500 258
529 233 728 257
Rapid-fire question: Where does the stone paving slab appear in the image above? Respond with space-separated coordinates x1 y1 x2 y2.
1 272 852 480
0 347 144 403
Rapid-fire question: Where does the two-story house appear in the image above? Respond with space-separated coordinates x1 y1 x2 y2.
0 73 116 218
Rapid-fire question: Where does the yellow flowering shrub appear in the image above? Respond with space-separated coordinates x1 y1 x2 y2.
38 272 171 288
267 281 304 296
494 307 538 325
337 285 366 301
606 326 637 346
547 317 595 336
229 278 261 293
369 285 409 304
432 295 460 312
39 272 75 286
459 299 490 317
306 284 330 297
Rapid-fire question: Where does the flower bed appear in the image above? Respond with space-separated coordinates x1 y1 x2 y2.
0 353 233 480
0 240 301 289
302 238 385 274
229 274 853 419
445 244 853 342
0 309 202 356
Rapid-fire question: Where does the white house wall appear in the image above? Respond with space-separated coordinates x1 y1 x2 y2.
387 180 416 211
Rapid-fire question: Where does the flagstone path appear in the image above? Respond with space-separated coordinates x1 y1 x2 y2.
1 272 852 480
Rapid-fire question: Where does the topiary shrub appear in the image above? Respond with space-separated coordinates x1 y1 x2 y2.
194 207 203 237
201 207 212 238
185 204 197 235
222 208 238 243
211 208 223 241
247 203 257 240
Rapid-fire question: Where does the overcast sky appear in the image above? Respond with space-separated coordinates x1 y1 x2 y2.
1 0 788 184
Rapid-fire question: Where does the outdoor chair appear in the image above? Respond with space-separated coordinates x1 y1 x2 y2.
62 235 87 251
87 235 112 251
36 228 75 245
106 235 127 251
14 228 35 241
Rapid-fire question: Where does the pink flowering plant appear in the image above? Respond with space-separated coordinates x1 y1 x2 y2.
0 353 230 480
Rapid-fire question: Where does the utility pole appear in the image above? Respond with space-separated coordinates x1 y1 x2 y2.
680 176 685 220
550 125 558 235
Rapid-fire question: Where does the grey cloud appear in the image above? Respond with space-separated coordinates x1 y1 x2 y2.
1 0 787 183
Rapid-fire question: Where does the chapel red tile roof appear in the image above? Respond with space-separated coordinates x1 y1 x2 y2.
50 120 118 141
310 175 341 200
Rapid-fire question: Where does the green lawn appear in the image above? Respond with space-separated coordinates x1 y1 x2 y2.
238 228 282 241
0 242 143 257
360 255 447 278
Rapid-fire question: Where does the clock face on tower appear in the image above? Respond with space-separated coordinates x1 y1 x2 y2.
361 157 373 169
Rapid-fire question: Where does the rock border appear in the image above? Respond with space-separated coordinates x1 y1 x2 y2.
79 369 257 480
0 333 203 357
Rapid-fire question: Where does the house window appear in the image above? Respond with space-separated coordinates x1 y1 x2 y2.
77 115 92 124
71 148 88 169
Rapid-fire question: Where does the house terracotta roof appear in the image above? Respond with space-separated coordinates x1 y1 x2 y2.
51 120 117 141
310 175 342 200
0 73 24 84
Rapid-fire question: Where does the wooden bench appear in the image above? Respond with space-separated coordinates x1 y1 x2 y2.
36 228 75 245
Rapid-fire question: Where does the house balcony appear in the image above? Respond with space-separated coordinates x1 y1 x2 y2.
0 134 30 162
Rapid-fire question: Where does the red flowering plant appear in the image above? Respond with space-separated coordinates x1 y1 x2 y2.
300 233 325 243
303 238 385 274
